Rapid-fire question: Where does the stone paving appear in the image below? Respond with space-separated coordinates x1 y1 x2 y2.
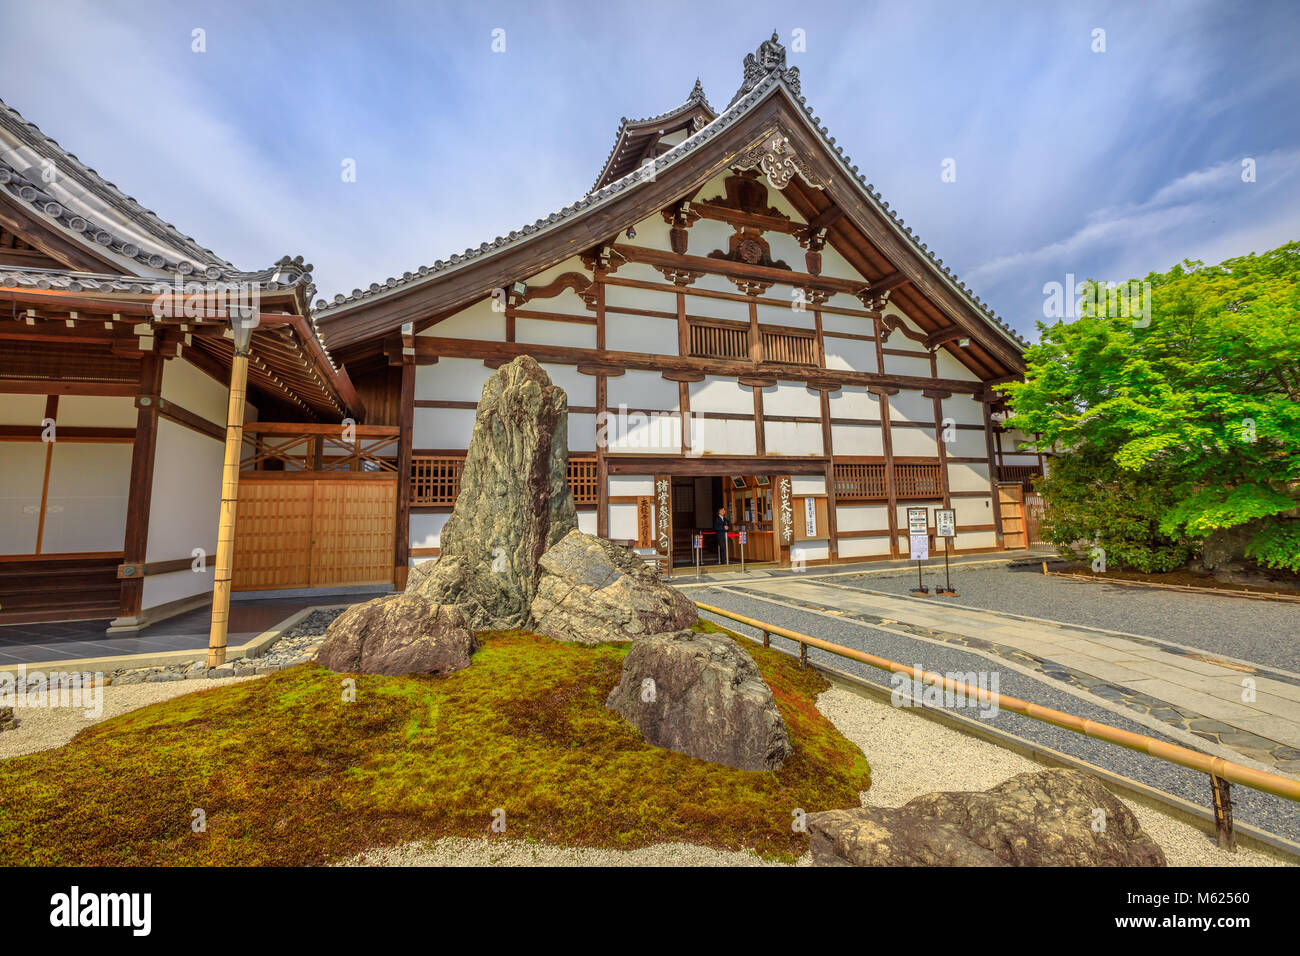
715 577 1300 775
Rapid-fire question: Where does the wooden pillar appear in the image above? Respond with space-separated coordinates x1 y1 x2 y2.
752 385 766 457
931 354 952 510
878 390 901 557
119 352 163 619
595 279 610 538
872 316 900 556
394 357 415 588
34 394 58 555
820 388 838 562
207 344 250 667
982 395 1005 548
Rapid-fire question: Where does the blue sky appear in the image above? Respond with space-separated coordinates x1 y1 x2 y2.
1 0 1297 341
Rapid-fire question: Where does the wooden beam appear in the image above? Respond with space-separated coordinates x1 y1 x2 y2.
207 341 251 667
119 353 163 618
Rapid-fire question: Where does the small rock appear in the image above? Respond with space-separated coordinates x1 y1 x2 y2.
317 593 478 676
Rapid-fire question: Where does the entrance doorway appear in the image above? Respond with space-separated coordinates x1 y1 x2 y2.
668 474 777 567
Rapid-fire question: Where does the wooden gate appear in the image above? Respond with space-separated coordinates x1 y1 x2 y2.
1024 491 1050 550
997 482 1026 549
232 476 396 591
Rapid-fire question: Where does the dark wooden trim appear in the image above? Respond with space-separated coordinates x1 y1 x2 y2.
595 280 609 539
117 553 212 579
607 456 829 476
119 351 163 618
395 358 415 588
0 424 134 443
156 397 224 442
982 398 1005 547
0 378 138 397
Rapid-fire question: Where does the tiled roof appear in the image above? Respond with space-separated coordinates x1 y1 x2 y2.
311 37 1027 353
0 97 237 278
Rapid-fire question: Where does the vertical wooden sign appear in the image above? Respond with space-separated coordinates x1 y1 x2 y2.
774 474 793 564
654 474 672 558
636 497 653 548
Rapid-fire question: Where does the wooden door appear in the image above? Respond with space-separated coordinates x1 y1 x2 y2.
232 476 395 591
997 482 1026 549
232 479 315 590
309 479 396 588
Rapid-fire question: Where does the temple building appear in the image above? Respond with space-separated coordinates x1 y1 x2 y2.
0 34 1043 635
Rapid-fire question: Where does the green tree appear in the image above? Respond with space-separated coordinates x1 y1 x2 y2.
1005 241 1300 572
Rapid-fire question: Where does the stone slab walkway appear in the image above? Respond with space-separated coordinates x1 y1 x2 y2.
722 577 1300 774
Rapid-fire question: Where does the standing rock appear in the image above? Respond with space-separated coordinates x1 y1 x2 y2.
530 530 698 644
607 629 793 771
806 769 1166 866
316 594 478 676
408 356 577 628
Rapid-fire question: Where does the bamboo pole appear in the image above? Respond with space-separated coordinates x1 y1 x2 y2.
207 342 250 668
695 601 1300 803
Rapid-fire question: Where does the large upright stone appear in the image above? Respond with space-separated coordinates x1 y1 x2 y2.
409 356 577 628
530 530 698 644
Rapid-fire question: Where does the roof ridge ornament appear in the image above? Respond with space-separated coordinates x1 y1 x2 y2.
732 31 801 105
733 126 825 192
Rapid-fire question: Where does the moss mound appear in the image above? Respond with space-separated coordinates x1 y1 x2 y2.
0 623 870 865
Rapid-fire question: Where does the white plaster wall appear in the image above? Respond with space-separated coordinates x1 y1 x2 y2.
764 382 821 417
764 420 823 456
949 462 993 493
897 501 944 528
820 311 874 336
161 356 227 423
0 443 46 553
754 301 815 330
881 352 932 378
414 408 476 449
538 363 595 407
415 357 491 403
577 511 597 535
791 476 826 496
936 347 982 382
56 395 136 428
428 298 507 341
609 476 653 497
141 419 220 609
830 423 884 456
411 512 451 551
40 442 132 554
887 391 933 423
836 504 891 533
604 312 677 354
891 428 938 458
944 429 989 458
942 395 987 426
609 370 678 411
689 376 753 414
954 497 995 526
829 386 879 420
957 531 998 550
693 417 756 457
605 409 681 454
0 393 48 425
609 502 640 541
568 413 597 452
823 336 876 373
516 317 595 349
838 536 892 558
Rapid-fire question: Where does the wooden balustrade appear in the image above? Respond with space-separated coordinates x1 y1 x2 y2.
688 319 818 366
833 462 944 501
410 454 599 507
997 464 1043 489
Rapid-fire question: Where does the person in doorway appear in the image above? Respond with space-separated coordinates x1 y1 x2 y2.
713 505 731 565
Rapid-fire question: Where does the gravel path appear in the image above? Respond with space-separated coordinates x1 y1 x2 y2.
0 677 257 760
825 565 1300 673
693 586 1300 844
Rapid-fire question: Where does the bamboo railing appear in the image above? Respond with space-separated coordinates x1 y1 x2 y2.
695 600 1300 847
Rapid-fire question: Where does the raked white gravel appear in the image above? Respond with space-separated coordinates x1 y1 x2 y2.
2 671 1290 866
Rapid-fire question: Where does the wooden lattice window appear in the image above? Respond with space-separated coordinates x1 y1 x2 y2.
893 463 943 499
760 328 817 365
688 320 749 360
411 456 463 506
833 463 888 500
567 457 599 506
